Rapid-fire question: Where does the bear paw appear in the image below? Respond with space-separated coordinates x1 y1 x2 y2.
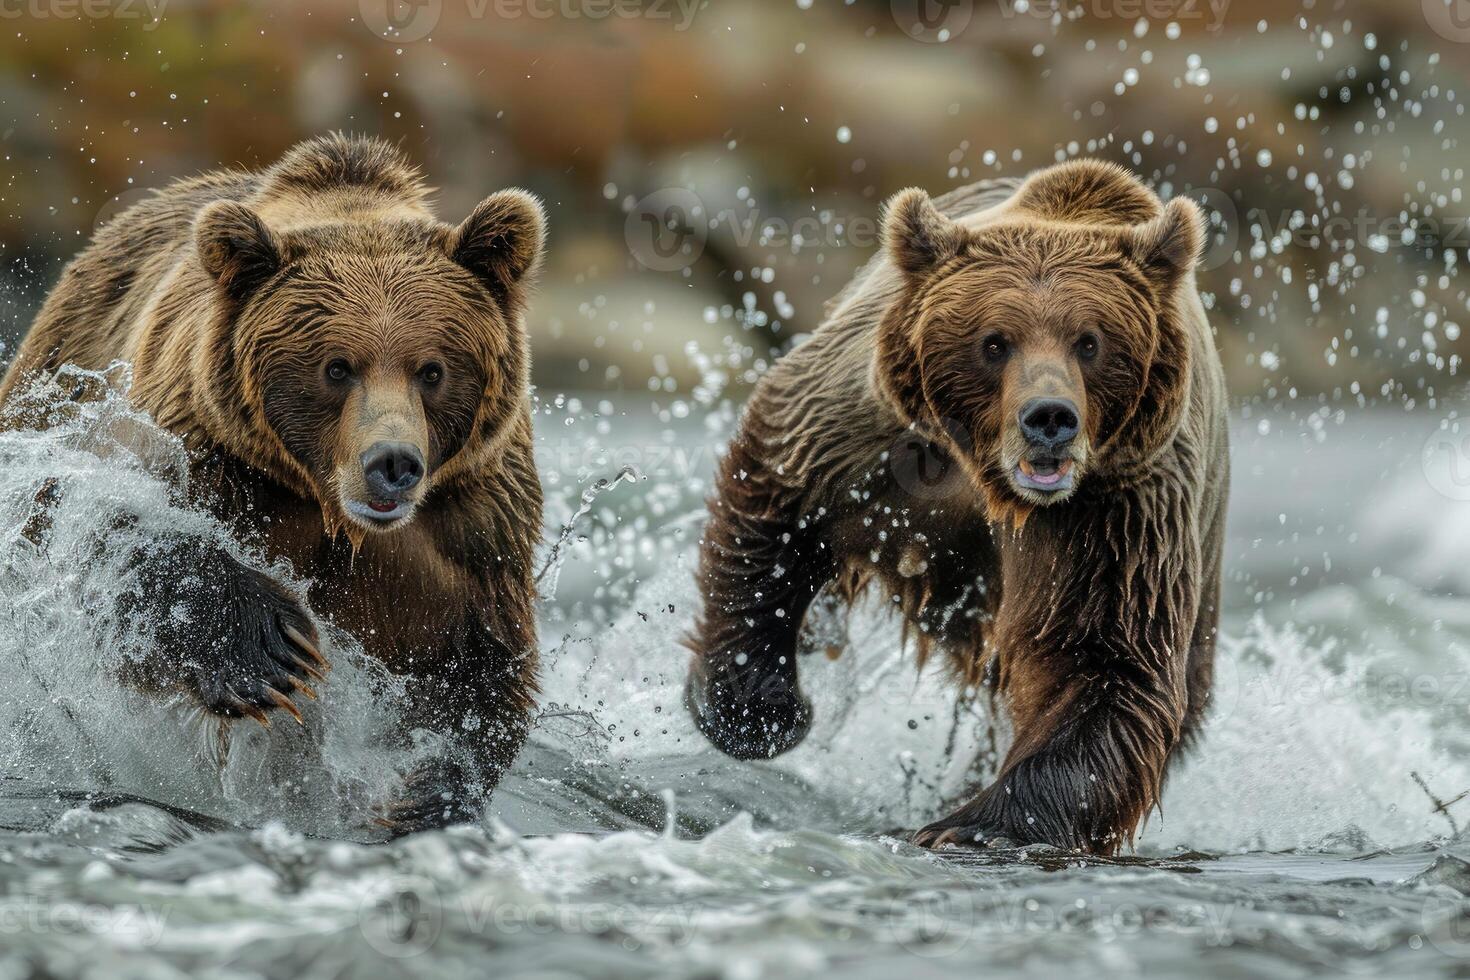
685 665 812 760
911 820 1018 851
373 758 484 837
125 544 328 727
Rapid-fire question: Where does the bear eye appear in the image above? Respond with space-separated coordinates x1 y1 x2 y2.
981 333 1009 364
325 358 353 383
418 362 444 386
1075 333 1100 361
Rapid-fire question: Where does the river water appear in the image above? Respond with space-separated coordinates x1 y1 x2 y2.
4 375 1470 977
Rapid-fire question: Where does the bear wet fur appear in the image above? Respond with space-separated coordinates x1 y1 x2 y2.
0 134 546 833
685 160 1229 855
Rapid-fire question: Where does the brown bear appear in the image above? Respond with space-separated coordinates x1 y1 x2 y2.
0 134 546 833
684 160 1228 855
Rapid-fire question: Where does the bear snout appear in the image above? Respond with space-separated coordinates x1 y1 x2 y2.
1011 398 1085 498
1018 397 1079 450
344 441 428 526
361 441 425 496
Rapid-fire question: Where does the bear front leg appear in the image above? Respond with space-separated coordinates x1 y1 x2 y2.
116 537 327 725
377 627 537 836
685 436 836 760
914 664 1183 855
376 754 485 835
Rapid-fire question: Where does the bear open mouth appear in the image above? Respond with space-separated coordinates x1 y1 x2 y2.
346 499 412 524
1015 456 1075 493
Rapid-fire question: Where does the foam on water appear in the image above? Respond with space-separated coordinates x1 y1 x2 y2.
533 564 1470 855
6 382 1470 977
0 370 429 836
1 375 1467 858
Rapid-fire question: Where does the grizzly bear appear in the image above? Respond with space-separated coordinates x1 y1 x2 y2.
0 134 546 834
684 160 1228 855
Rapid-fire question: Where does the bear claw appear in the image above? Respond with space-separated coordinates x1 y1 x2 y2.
370 759 484 838
265 687 305 726
285 676 318 701
226 696 272 729
912 822 1015 850
289 653 329 683
121 541 328 728
282 622 329 670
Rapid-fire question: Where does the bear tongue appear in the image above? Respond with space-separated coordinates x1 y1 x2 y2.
368 500 399 513
1019 458 1072 486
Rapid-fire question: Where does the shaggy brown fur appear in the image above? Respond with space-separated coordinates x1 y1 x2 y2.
0 134 546 833
684 160 1229 855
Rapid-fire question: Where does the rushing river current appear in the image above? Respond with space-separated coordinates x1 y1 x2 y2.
4 373 1470 978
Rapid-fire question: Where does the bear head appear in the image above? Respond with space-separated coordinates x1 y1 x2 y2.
191 186 545 541
875 164 1202 525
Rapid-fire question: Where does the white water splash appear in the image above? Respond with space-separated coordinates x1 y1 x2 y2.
0 369 428 835
3 377 1467 853
537 562 1470 853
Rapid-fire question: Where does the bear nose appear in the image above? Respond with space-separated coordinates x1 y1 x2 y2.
361 441 424 497
1019 398 1080 448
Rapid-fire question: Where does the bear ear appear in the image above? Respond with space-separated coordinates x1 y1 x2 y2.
882 187 962 277
450 189 546 308
1124 196 1203 286
195 201 282 303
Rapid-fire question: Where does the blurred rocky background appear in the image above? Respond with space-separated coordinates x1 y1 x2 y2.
1 0 1467 413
